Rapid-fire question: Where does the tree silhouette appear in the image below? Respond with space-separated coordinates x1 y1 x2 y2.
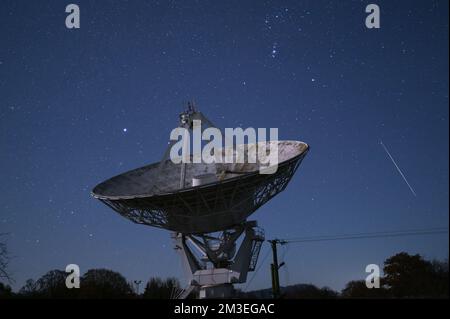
0 282 14 298
429 259 449 297
18 279 39 297
341 252 448 298
79 268 134 299
341 280 388 298
143 277 180 299
16 269 77 298
383 252 436 297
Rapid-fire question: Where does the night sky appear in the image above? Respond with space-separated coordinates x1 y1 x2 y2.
1 0 448 292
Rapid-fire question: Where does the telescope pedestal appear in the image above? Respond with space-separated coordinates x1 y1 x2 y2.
172 221 264 299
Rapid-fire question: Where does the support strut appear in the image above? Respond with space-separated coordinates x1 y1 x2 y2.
172 221 264 299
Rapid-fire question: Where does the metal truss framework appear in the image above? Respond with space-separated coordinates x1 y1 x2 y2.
98 150 307 234
172 221 265 299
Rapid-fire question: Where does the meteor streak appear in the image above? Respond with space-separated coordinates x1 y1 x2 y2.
380 140 417 197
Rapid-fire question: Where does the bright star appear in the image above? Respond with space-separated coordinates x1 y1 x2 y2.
271 43 278 58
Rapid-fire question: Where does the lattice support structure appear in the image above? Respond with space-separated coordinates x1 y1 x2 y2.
97 150 307 234
172 221 264 299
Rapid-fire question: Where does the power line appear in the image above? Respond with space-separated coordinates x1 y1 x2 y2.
264 227 447 298
281 227 448 244
245 227 448 294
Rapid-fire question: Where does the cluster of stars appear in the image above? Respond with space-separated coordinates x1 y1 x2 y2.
271 43 278 58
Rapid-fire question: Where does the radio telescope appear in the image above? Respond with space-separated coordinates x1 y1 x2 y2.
92 103 309 298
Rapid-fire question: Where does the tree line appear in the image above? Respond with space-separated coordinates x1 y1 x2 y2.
0 251 448 299
0 268 181 299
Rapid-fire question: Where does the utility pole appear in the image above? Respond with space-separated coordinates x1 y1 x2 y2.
268 239 286 299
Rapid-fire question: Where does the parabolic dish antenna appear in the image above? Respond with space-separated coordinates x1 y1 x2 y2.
92 103 309 298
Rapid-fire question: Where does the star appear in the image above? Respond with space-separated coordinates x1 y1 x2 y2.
271 43 278 58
